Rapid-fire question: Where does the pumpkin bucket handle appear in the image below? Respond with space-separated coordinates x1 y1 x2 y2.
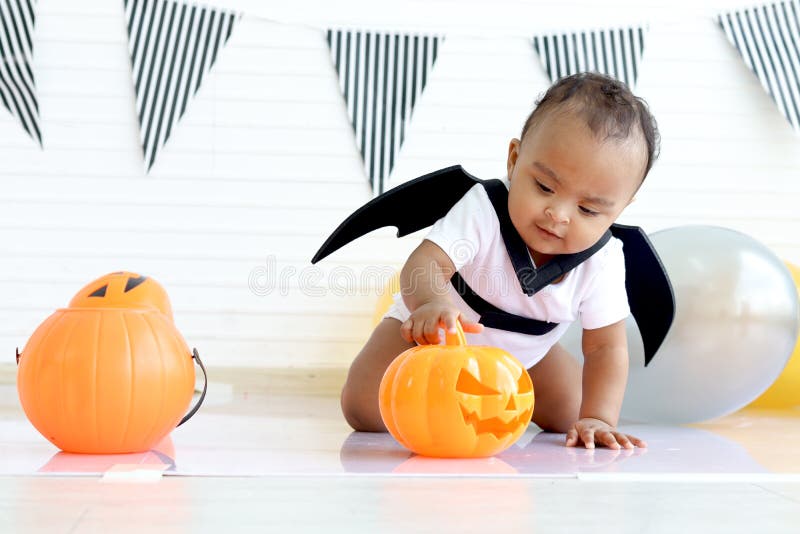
444 322 467 346
177 348 207 427
15 348 20 365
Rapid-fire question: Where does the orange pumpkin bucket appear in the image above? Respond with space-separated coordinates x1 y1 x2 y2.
16 273 206 454
379 324 534 458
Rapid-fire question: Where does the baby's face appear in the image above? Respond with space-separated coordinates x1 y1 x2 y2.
506 110 646 264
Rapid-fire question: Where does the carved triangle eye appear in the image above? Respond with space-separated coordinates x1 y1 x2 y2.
124 276 147 292
456 369 499 395
88 285 108 297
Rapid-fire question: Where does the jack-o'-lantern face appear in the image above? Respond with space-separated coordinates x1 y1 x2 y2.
379 326 534 458
455 365 534 440
68 271 173 318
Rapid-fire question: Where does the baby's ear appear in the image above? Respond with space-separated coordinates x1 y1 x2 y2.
507 138 521 179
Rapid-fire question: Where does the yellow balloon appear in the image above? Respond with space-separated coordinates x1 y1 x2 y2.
373 273 401 325
747 261 800 410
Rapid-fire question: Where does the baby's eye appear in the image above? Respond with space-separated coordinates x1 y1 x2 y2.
579 206 599 216
536 181 553 193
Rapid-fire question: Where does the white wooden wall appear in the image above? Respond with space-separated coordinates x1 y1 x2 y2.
1 0 798 368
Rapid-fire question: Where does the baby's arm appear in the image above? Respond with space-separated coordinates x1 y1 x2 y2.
399 240 483 345
565 320 647 449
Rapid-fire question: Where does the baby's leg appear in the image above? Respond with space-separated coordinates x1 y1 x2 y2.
527 343 582 433
341 318 415 432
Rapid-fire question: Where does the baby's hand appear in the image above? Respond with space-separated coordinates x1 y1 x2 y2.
400 300 483 345
565 418 647 450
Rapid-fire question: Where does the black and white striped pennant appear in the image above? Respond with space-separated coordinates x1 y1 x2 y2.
0 0 40 145
532 27 647 89
123 0 238 170
718 1 800 132
326 30 443 194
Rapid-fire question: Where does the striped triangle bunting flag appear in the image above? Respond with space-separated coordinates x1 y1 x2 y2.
532 27 647 89
718 1 800 132
123 0 238 171
0 0 40 145
327 30 443 194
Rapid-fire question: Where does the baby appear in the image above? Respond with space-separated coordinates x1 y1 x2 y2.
341 72 659 449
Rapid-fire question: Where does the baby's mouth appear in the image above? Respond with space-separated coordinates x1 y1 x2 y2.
536 225 562 239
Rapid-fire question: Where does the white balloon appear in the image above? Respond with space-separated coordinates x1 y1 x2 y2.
560 225 799 423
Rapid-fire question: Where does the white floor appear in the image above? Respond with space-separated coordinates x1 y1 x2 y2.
2 367 800 533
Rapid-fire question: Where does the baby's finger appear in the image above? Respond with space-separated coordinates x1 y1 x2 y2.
459 317 484 334
422 318 442 345
441 311 459 333
627 435 647 448
411 319 429 345
614 433 634 449
579 428 596 449
399 320 414 343
565 428 579 447
598 431 621 450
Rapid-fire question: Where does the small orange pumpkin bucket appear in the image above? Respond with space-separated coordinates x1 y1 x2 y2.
379 324 534 458
16 272 206 454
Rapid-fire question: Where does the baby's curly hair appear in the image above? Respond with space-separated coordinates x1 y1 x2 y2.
521 72 660 180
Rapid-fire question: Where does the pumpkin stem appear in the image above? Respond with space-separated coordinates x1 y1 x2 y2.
444 322 467 346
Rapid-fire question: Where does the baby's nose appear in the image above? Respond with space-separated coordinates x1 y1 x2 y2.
546 206 570 224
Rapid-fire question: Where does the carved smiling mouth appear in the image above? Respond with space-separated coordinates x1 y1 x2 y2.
459 405 533 439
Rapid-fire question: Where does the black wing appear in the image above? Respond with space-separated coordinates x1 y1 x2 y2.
311 166 481 264
611 224 676 366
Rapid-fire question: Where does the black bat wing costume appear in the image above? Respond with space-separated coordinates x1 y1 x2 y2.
312 165 674 366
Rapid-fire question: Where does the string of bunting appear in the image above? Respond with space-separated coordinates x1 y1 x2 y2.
0 0 40 146
1 0 798 179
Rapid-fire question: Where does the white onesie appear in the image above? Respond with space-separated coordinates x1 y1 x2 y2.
383 180 630 369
